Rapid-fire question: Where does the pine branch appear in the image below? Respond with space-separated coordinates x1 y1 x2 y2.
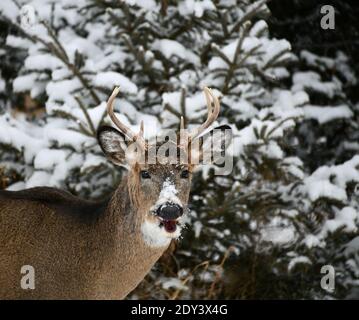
263 48 291 70
222 22 251 94
164 103 181 119
229 0 269 36
48 45 100 105
265 116 298 140
75 96 97 136
51 110 94 137
214 4 229 38
233 22 252 67
211 44 232 66
3 17 101 106
180 86 187 127
121 34 160 86
42 21 69 61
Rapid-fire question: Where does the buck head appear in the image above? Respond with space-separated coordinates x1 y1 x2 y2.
98 87 231 247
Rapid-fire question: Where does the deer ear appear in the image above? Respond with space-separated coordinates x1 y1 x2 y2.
97 126 128 166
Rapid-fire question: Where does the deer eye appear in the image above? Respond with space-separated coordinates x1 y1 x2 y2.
140 170 151 179
181 170 189 179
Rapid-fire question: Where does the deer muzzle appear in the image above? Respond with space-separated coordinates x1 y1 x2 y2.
156 203 183 233
156 202 183 220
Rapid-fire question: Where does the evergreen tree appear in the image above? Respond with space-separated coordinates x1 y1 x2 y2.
0 0 358 299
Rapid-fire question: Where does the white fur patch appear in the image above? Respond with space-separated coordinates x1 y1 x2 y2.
142 178 185 248
141 219 181 248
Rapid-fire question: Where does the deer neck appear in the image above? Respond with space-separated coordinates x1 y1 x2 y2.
93 176 169 299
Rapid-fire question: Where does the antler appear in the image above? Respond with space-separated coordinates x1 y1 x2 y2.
183 87 221 142
107 87 146 149
107 86 219 151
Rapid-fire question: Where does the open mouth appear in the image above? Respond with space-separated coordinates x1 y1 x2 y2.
159 219 179 233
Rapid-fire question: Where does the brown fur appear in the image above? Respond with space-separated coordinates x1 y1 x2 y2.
0 124 202 299
0 158 193 300
0 174 173 299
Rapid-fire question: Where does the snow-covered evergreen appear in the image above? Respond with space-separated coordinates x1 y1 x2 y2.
0 0 358 299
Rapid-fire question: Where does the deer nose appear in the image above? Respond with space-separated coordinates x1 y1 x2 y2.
157 203 183 220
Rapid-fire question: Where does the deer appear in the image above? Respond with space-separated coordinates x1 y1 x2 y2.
0 87 231 299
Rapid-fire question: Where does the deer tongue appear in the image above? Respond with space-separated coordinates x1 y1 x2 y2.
163 220 177 233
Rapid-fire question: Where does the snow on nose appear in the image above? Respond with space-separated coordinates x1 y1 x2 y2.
155 178 181 207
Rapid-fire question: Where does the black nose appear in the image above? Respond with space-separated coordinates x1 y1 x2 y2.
157 203 183 220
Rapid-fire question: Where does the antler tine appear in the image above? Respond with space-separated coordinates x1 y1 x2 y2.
179 116 189 149
139 120 144 138
107 87 146 148
180 116 185 131
188 87 221 141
